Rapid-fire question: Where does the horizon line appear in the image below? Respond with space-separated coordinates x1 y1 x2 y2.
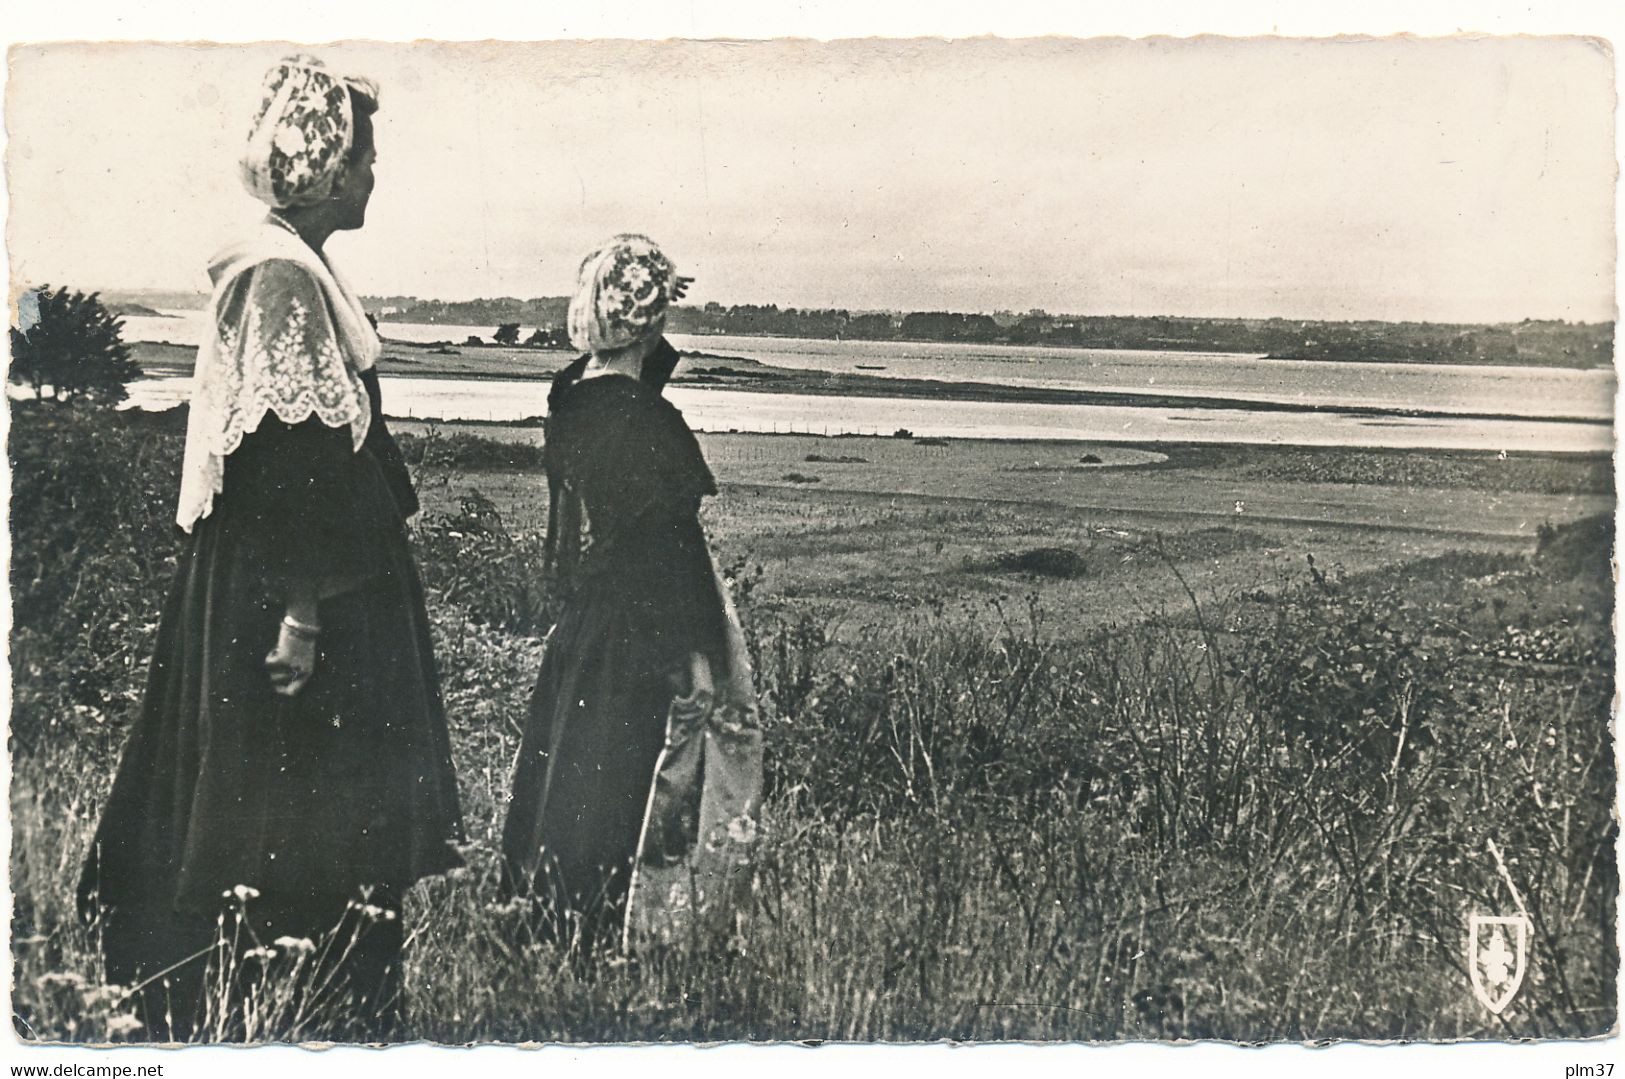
85 285 1618 331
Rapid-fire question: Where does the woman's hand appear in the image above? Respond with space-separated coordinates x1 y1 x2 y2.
265 623 317 697
266 596 320 698
671 275 695 303
671 651 714 715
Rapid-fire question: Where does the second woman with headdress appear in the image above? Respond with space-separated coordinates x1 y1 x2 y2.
501 236 762 957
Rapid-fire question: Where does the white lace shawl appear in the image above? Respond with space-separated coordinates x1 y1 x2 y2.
177 221 381 531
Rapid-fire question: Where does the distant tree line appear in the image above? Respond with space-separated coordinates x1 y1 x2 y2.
371 296 570 327
363 293 1613 368
664 304 1613 368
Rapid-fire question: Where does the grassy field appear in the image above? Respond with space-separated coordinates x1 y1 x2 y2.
9 405 1616 1044
400 424 1611 635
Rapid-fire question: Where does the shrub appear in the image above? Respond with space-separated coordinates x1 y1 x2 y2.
8 406 182 758
9 286 143 406
985 546 1088 578
1534 513 1613 581
398 430 546 471
412 490 550 637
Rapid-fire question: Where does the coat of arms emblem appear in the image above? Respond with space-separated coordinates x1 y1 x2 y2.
1467 914 1530 1014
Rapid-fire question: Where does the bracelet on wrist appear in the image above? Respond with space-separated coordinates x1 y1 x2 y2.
281 613 321 640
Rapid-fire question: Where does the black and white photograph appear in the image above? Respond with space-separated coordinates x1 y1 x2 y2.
3 5 1618 1063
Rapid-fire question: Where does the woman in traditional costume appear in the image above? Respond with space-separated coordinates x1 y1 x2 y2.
501 236 761 956
77 55 462 1040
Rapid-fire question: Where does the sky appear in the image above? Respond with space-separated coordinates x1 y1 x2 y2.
5 36 1617 323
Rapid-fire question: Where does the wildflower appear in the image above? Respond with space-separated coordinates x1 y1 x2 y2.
36 971 86 990
225 884 261 904
104 1014 144 1038
80 984 128 1007
726 814 758 845
243 946 278 961
272 936 317 955
482 896 529 917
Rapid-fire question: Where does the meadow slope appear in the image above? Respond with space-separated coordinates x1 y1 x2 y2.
10 406 1616 1043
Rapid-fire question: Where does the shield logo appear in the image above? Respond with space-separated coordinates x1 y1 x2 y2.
1467 914 1530 1014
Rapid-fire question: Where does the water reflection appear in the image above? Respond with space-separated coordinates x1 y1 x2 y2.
121 375 1612 453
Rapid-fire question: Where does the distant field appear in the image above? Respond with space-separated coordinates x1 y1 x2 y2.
399 426 1611 635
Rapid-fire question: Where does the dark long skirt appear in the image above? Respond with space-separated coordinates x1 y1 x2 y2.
500 591 674 953
79 466 462 1040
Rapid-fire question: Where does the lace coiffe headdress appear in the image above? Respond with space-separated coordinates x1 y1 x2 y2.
176 57 382 531
240 54 379 209
566 234 679 353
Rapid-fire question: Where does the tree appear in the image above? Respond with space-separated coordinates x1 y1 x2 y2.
9 286 142 406
493 322 521 346
524 326 567 349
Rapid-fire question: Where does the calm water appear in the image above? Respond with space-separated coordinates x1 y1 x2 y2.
122 374 1612 453
666 333 1614 422
122 312 1616 423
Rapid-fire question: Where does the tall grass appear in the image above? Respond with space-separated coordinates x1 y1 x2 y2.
9 409 1616 1042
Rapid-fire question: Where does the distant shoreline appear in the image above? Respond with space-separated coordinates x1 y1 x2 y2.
392 422 1614 466
128 339 1613 428
377 326 1613 371
118 306 1613 370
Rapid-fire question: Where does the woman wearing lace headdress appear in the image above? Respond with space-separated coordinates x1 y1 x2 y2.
77 55 462 1040
501 236 763 959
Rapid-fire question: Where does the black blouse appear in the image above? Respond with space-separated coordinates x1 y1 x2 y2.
210 368 415 595
541 345 728 676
